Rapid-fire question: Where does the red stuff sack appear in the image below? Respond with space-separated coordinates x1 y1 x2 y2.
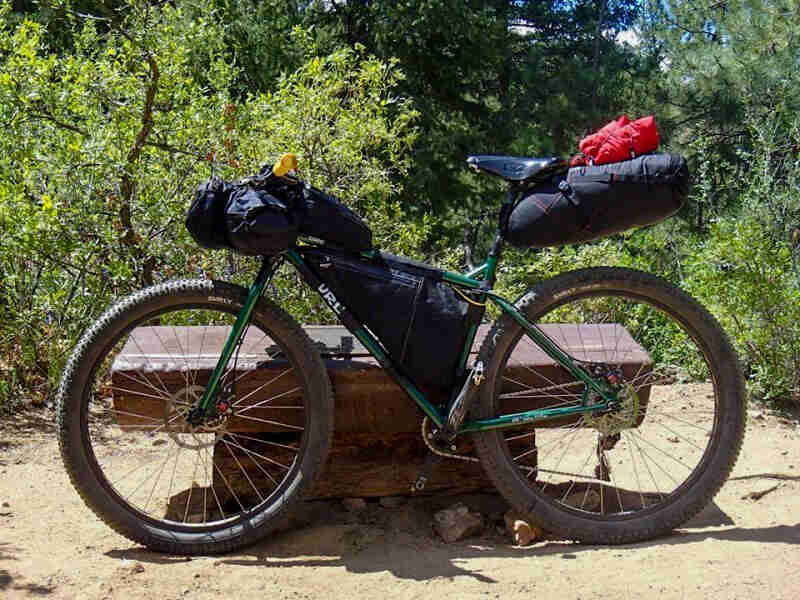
579 115 659 166
579 115 630 158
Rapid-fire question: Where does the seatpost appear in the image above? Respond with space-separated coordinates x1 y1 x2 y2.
484 186 518 288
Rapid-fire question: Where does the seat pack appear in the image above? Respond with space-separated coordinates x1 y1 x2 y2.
504 153 690 248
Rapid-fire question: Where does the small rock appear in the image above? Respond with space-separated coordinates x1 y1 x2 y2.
667 436 680 443
1 502 9 508
503 510 543 546
342 497 367 512
433 502 483 543
131 563 145 574
152 439 168 446
379 496 406 509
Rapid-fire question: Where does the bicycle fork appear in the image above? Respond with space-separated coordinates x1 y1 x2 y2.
186 258 276 426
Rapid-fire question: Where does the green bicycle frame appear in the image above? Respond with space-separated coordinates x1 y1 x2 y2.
285 247 616 434
194 220 618 433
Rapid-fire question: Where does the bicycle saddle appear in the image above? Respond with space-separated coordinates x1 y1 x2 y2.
467 155 567 182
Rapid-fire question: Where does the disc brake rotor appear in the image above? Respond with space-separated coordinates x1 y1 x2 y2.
584 382 640 436
164 385 226 450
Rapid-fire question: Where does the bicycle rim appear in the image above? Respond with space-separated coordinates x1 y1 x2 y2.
474 269 744 535
78 299 313 531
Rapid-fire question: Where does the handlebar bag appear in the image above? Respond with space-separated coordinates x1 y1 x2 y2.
185 176 233 250
225 186 299 255
297 185 373 252
303 248 483 389
505 153 690 248
187 174 372 255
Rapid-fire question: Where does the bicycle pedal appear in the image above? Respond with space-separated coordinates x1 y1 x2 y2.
411 452 443 493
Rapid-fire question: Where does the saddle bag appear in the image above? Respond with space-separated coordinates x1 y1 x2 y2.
302 248 483 389
505 153 690 248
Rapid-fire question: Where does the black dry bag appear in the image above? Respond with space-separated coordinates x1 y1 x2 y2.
505 153 690 248
225 186 298 256
296 186 373 252
185 177 232 250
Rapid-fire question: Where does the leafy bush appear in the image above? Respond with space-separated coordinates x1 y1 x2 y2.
0 2 420 408
687 123 800 406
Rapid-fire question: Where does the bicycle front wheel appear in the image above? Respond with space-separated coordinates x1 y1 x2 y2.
472 267 745 544
57 279 333 554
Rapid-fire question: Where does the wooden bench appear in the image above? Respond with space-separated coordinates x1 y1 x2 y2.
111 325 652 499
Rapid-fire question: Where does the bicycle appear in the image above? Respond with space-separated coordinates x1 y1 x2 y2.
56 153 746 554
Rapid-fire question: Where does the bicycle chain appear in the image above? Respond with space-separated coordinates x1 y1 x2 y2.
421 417 480 463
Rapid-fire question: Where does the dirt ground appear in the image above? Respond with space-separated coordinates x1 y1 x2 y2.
1 405 798 600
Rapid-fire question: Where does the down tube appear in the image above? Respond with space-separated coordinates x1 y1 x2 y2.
283 249 446 428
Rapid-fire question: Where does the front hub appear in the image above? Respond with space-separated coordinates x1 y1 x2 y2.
169 385 230 449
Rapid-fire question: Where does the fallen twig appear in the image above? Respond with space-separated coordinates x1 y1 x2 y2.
741 483 781 501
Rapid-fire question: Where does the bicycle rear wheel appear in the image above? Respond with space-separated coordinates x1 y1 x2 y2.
472 267 745 544
57 279 333 554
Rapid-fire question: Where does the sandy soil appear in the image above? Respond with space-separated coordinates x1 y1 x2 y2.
1 405 799 600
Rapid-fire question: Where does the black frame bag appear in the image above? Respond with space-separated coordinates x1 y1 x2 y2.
302 248 483 389
505 153 690 248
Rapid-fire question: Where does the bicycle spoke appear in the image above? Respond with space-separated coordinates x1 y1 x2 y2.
234 413 304 431
221 438 265 503
232 369 294 408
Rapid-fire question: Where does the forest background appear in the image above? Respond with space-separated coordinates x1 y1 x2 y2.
2 0 800 409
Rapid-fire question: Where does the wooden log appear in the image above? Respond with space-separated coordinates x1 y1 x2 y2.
111 324 653 500
111 324 652 433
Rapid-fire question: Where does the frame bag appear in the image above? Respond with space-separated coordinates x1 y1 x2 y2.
303 248 483 389
505 153 690 248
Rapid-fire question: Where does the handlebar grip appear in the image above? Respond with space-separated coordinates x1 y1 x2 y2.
272 153 298 177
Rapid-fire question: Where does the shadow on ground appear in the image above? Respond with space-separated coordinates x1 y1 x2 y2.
0 542 56 596
103 492 800 584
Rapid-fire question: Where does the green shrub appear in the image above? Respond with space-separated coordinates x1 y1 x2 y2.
0 3 419 407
